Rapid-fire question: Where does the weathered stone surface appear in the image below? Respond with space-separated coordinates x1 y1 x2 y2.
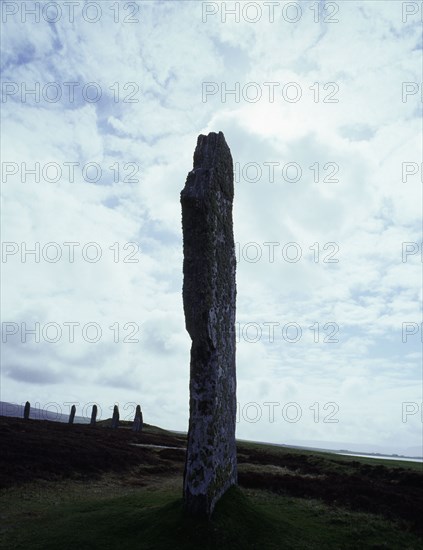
24 401 30 420
181 131 237 517
68 405 76 424
132 404 143 432
90 405 97 426
111 405 119 429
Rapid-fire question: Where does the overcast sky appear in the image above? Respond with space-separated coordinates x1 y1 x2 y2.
1 0 422 455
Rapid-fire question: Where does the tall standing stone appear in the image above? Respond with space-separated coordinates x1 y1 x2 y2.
23 401 30 420
181 131 237 517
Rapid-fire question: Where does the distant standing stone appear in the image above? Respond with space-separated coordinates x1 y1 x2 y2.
68 405 76 424
181 131 237 517
23 401 30 420
90 404 97 426
111 405 119 429
132 404 143 432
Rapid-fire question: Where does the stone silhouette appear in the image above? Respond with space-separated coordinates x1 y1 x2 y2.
111 405 119 429
132 404 143 432
181 131 237 517
23 401 30 420
90 404 97 426
68 405 76 424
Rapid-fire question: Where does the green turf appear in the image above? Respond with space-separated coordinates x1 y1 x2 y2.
1 485 420 550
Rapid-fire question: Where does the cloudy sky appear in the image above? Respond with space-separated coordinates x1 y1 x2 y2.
1 0 422 455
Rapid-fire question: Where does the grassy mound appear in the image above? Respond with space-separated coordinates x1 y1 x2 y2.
1 484 421 549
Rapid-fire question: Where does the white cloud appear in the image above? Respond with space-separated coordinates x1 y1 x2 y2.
1 0 421 454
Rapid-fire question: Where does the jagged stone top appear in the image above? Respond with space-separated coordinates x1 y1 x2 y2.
182 131 234 201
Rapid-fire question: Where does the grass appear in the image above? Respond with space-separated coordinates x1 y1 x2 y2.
1 480 421 550
0 417 421 549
